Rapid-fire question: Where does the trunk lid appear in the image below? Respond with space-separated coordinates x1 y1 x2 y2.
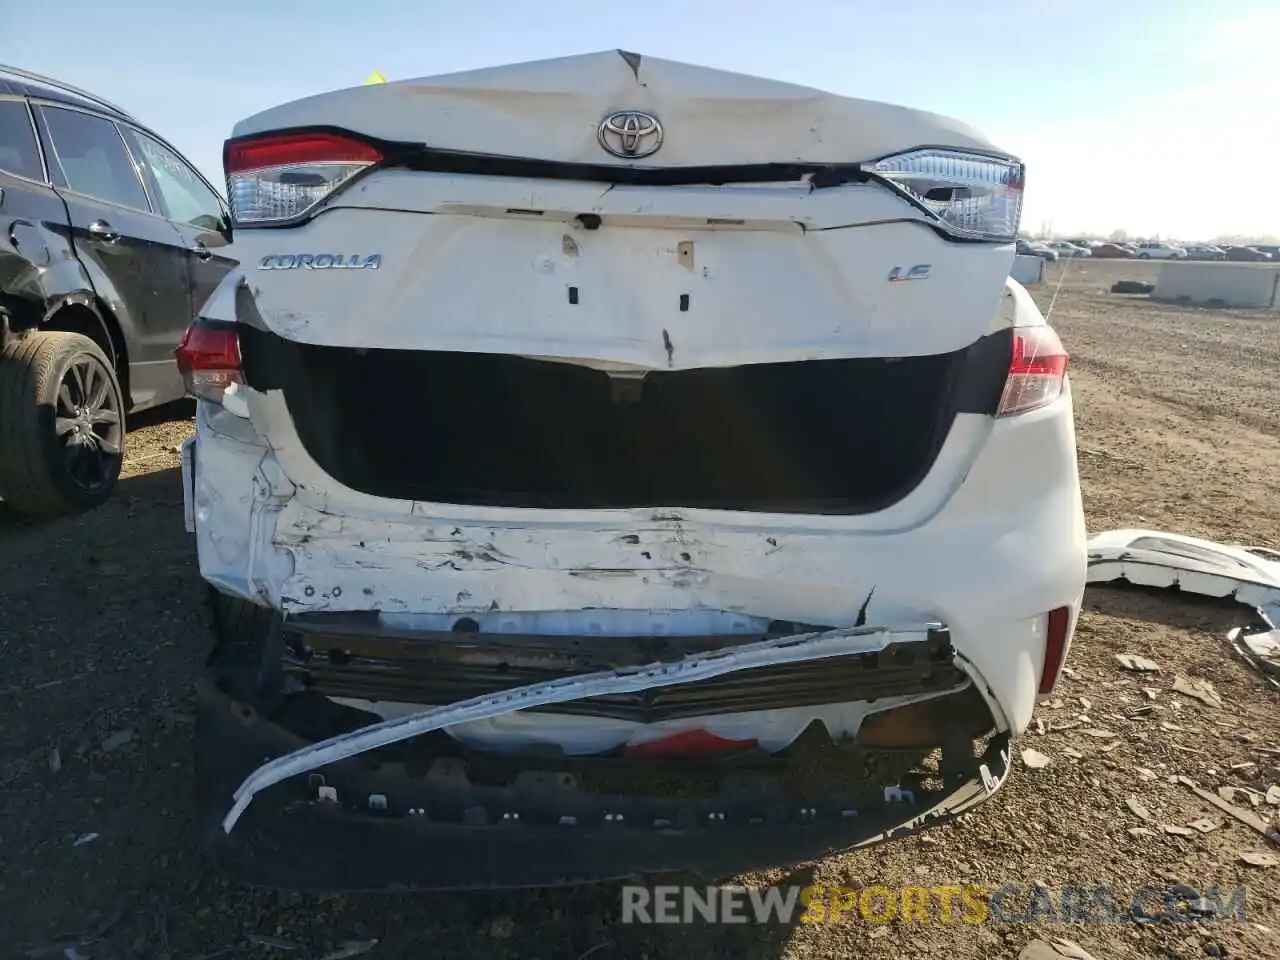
223 53 1021 517
241 206 1013 362
232 50 1001 167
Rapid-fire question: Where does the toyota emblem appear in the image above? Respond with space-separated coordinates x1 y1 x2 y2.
597 110 663 159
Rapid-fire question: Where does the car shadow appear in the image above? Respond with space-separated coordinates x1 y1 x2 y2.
1083 582 1261 633
128 396 195 429
0 459 196 604
286 865 817 959
0 399 194 535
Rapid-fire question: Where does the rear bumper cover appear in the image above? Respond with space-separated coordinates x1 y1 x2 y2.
196 678 1012 890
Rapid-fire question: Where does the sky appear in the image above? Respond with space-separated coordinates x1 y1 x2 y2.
5 0 1278 240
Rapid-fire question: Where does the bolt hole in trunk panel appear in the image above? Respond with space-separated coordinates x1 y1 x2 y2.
239 325 1010 514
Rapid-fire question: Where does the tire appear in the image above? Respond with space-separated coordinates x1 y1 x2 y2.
208 587 278 657
1138 253 1150 259
0 331 125 517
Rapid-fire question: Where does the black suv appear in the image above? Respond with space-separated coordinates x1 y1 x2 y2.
0 65 235 517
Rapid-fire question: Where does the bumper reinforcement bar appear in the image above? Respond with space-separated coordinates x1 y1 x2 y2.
283 619 965 722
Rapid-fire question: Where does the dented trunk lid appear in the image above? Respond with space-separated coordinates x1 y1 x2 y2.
231 49 1001 167
225 52 1020 516
230 50 1018 365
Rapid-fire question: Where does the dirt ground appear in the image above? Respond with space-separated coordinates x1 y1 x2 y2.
1 259 1277 959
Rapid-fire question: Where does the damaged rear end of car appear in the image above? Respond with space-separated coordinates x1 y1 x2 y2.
181 51 1086 890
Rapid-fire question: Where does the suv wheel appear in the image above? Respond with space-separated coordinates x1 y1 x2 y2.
0 331 125 517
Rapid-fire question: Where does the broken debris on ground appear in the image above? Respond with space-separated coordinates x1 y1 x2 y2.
1087 529 1280 688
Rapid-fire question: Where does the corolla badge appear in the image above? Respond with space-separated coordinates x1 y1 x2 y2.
597 110 663 159
887 263 932 282
258 254 381 270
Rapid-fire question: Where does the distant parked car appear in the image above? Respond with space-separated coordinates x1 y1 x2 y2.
1044 241 1090 258
1183 244 1226 261
1091 243 1133 259
1224 246 1271 262
1133 241 1187 260
1253 244 1280 260
1016 239 1059 261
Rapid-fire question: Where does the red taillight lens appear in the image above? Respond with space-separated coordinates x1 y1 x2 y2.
623 730 758 758
997 325 1069 417
1038 606 1073 695
224 131 383 174
175 321 242 404
223 130 383 226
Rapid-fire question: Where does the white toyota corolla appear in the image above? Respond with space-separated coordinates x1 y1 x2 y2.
178 51 1086 890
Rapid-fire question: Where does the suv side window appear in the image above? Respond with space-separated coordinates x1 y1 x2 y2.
0 99 44 181
124 129 224 231
41 106 149 211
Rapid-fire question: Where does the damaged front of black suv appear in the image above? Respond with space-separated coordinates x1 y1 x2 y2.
197 610 1010 891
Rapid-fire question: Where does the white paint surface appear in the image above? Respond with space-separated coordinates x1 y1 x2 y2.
232 50 1006 167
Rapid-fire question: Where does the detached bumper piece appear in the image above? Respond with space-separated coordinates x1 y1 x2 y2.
281 617 966 722
198 680 1008 890
199 622 1008 889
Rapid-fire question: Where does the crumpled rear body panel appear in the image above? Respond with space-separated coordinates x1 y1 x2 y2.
184 361 1087 752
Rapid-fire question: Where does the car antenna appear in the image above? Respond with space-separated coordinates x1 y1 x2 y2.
1043 256 1074 324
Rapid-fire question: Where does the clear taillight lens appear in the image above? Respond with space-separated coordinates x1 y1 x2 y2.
870 148 1024 241
175 321 242 404
998 326 1069 417
224 131 383 225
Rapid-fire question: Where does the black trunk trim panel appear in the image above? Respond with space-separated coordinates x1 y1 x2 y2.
238 325 1012 515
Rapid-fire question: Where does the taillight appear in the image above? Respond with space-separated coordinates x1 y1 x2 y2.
870 148 1024 241
175 321 242 404
1038 606 1073 695
997 326 1069 417
223 130 383 225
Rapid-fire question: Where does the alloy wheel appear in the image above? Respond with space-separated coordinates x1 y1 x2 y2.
53 354 123 492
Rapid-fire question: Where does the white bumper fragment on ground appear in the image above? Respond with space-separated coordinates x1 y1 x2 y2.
1086 528 1280 625
222 622 941 834
1086 528 1280 686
